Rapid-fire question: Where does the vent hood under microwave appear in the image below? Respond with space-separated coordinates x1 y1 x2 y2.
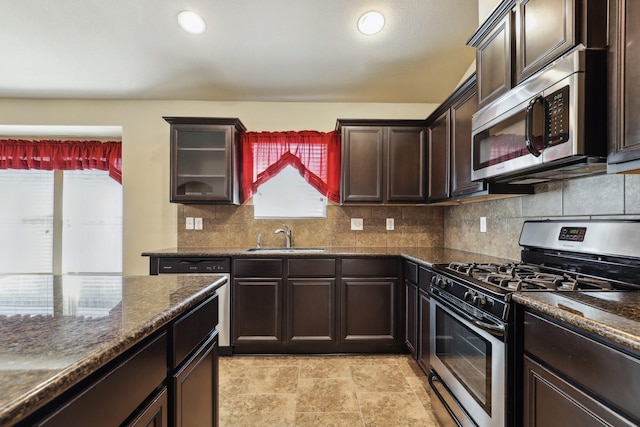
471 46 607 185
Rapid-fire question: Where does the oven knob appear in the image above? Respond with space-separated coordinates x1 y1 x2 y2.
464 290 475 301
472 295 487 308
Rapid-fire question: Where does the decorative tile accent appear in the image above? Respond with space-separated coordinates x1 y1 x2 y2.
178 205 445 249
522 181 563 217
563 174 624 216
624 175 640 214
444 174 639 260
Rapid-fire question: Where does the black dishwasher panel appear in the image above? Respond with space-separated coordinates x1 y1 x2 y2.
155 257 230 274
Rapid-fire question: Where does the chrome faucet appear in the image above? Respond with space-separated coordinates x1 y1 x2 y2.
274 224 292 248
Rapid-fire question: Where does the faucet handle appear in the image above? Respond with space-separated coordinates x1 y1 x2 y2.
257 233 262 249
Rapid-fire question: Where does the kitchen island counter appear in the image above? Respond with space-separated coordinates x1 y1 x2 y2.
513 291 640 353
0 274 227 426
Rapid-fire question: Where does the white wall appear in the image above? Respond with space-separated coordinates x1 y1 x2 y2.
0 99 436 274
478 0 502 24
455 0 501 89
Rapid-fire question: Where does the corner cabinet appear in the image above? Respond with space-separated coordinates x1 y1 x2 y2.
426 75 533 204
337 119 427 204
164 117 246 204
427 111 450 201
607 0 640 173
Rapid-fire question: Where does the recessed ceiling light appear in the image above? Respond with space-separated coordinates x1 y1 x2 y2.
357 11 385 35
177 11 206 35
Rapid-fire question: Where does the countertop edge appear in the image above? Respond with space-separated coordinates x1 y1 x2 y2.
0 275 227 427
512 293 640 353
140 247 515 265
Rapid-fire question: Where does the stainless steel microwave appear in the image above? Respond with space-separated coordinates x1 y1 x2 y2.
471 46 607 184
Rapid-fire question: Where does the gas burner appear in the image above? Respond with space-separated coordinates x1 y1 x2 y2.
444 261 620 292
447 262 502 276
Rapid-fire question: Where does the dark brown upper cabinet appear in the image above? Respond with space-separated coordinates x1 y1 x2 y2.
425 75 533 204
607 0 640 172
428 112 451 202
337 119 427 205
468 0 607 108
451 81 484 197
164 117 246 204
476 11 512 106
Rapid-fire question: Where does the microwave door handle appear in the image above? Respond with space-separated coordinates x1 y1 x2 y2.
525 95 548 157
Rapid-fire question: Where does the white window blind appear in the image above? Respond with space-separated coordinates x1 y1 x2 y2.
0 169 122 274
0 170 54 273
62 170 123 273
253 165 327 218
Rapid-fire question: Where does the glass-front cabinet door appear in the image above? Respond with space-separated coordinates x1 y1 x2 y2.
164 117 245 204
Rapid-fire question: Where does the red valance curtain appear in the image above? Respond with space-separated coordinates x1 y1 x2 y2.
0 139 122 183
241 131 341 203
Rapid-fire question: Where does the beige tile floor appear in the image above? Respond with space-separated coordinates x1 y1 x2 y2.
219 354 453 427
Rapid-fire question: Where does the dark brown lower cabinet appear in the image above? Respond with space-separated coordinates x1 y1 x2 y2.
233 278 283 346
523 356 633 427
173 332 218 427
127 388 168 427
233 257 402 353
35 333 168 427
522 310 640 426
30 294 220 427
341 278 400 350
417 289 430 373
404 279 418 357
287 278 336 343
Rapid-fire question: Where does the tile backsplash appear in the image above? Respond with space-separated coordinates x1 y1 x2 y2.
177 174 640 261
444 174 640 260
178 204 445 249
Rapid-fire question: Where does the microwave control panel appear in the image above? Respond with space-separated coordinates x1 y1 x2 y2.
546 85 570 146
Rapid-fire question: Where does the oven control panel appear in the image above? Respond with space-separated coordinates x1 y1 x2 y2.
558 226 587 242
430 274 508 321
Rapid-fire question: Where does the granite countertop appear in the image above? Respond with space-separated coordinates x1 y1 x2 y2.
141 246 514 267
0 274 227 427
513 291 640 354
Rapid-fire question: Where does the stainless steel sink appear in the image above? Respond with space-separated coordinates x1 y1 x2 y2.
245 247 326 253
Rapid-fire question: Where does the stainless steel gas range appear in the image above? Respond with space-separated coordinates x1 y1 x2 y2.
427 220 640 427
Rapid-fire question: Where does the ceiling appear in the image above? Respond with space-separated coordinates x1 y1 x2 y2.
1 1 479 104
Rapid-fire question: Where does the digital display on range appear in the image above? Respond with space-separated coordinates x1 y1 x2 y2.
558 226 587 242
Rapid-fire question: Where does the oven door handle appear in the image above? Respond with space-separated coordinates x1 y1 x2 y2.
466 315 505 338
431 291 505 338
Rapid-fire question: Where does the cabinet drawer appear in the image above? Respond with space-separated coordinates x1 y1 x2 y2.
341 258 399 277
172 294 218 369
234 259 283 277
418 266 434 291
173 332 218 427
125 387 168 427
288 259 336 277
403 261 418 284
524 311 640 420
36 332 167 427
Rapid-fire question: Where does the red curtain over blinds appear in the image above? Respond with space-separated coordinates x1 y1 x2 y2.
241 131 341 203
0 139 122 183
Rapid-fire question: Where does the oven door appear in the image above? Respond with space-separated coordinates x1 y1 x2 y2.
429 294 506 427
